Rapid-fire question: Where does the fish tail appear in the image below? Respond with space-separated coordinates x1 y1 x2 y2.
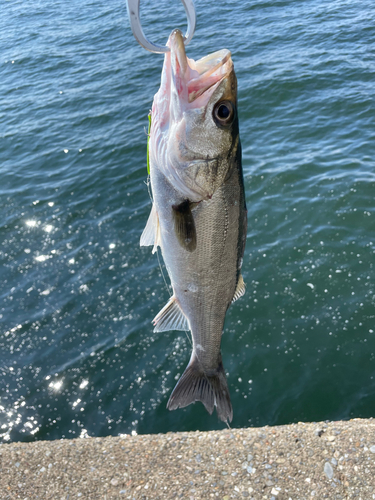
167 352 233 423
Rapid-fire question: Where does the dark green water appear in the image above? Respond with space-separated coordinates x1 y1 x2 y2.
1 0 375 442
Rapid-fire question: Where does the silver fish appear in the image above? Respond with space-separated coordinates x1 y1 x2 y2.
141 29 247 423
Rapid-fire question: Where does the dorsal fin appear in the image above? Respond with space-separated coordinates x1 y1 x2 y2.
140 204 161 254
232 274 245 303
152 296 189 332
171 200 196 252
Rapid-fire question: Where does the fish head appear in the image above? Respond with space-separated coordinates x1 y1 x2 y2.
150 29 239 201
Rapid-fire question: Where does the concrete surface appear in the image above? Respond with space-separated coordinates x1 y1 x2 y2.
1 419 375 499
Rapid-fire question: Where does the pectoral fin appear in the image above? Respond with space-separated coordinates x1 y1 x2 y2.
152 296 189 332
232 274 245 303
140 204 161 254
172 199 197 252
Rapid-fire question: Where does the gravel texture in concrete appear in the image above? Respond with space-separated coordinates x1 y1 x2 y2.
1 419 375 499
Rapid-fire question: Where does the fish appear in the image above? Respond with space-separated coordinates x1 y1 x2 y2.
140 29 247 423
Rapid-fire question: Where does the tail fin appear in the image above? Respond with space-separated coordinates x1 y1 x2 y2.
167 352 233 423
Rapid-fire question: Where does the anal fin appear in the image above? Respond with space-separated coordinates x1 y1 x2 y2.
140 204 161 254
152 296 189 332
232 274 245 303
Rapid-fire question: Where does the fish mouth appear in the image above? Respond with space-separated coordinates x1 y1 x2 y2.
168 29 233 106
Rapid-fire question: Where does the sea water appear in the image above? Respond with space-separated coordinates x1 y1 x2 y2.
1 0 375 441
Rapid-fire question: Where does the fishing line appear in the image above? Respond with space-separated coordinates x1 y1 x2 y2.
155 247 171 299
145 175 153 203
155 247 192 348
147 176 192 348
145 177 170 297
144 176 170 295
183 328 193 349
156 249 193 347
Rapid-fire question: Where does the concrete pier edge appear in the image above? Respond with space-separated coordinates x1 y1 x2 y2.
1 418 375 499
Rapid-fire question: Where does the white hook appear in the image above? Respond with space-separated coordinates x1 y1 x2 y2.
126 0 196 53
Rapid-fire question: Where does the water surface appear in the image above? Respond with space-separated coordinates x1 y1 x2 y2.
1 0 375 442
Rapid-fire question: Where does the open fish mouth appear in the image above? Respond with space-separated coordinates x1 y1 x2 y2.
187 49 231 103
167 29 233 107
150 29 237 202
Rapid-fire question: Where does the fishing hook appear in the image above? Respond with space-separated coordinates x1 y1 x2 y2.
126 0 196 53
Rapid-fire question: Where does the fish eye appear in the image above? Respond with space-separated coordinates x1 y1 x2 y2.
213 100 235 127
